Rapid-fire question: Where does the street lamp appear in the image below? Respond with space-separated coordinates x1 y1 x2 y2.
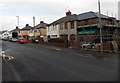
98 0 103 53
16 16 19 27
33 16 35 40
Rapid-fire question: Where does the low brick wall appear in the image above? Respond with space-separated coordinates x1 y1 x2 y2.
38 41 68 48
70 41 81 49
103 42 113 51
96 42 114 52
27 40 33 43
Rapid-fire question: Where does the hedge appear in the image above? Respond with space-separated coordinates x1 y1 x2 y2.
49 38 68 43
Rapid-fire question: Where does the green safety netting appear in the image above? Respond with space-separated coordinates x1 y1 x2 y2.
77 29 96 34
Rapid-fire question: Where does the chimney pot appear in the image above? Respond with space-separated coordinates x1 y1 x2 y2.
40 21 44 23
26 24 29 26
66 10 71 16
16 26 18 29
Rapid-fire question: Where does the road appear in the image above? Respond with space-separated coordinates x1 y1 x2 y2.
2 41 118 81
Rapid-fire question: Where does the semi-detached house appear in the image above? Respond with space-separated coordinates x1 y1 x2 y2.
34 21 47 39
47 10 120 45
19 24 33 40
10 26 20 38
47 10 77 41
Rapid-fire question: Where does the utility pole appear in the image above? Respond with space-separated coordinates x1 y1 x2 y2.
98 0 103 53
16 16 19 27
33 16 35 40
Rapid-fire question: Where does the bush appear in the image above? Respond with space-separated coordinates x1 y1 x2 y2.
49 38 68 43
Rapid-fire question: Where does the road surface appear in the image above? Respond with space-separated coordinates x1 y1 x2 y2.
2 41 118 81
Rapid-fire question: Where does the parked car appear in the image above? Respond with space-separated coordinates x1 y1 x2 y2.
18 38 27 43
8 37 13 41
11 38 18 42
33 38 39 43
2 38 7 41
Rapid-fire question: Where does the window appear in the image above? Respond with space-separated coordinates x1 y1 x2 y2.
48 27 49 31
54 25 57 30
34 29 37 32
64 23 67 29
53 25 55 31
30 30 33 33
71 22 74 29
60 23 63 30
52 35 57 38
62 23 64 29
37 29 40 33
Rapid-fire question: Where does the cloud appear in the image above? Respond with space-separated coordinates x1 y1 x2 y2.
0 0 119 31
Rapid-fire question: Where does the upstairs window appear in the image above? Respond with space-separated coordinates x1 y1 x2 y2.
71 22 74 29
64 22 67 29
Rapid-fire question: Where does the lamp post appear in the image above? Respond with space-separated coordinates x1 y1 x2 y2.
33 16 35 40
98 0 103 53
16 16 19 27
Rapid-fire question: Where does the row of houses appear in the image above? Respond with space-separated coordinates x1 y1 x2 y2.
1 10 120 47
1 21 47 40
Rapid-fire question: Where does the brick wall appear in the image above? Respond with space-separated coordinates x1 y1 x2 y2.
38 41 68 48
70 41 81 49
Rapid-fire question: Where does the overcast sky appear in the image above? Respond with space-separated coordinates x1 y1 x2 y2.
0 0 119 31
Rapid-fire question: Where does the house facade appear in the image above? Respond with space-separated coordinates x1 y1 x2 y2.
10 26 20 38
19 24 33 40
76 11 120 45
34 21 47 39
2 30 12 39
47 10 77 40
47 24 60 38
47 11 120 46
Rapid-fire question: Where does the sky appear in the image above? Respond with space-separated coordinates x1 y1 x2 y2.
0 0 120 31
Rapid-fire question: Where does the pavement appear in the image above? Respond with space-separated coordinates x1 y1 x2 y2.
0 40 2 83
28 42 119 63
1 40 119 81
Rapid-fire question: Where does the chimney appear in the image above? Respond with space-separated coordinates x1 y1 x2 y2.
26 24 29 26
16 26 18 29
66 10 71 16
40 21 44 24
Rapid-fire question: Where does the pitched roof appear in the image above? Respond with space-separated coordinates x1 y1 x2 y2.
35 23 47 29
0 30 7 34
21 24 33 30
49 11 114 26
11 28 20 32
49 14 78 26
77 11 111 20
